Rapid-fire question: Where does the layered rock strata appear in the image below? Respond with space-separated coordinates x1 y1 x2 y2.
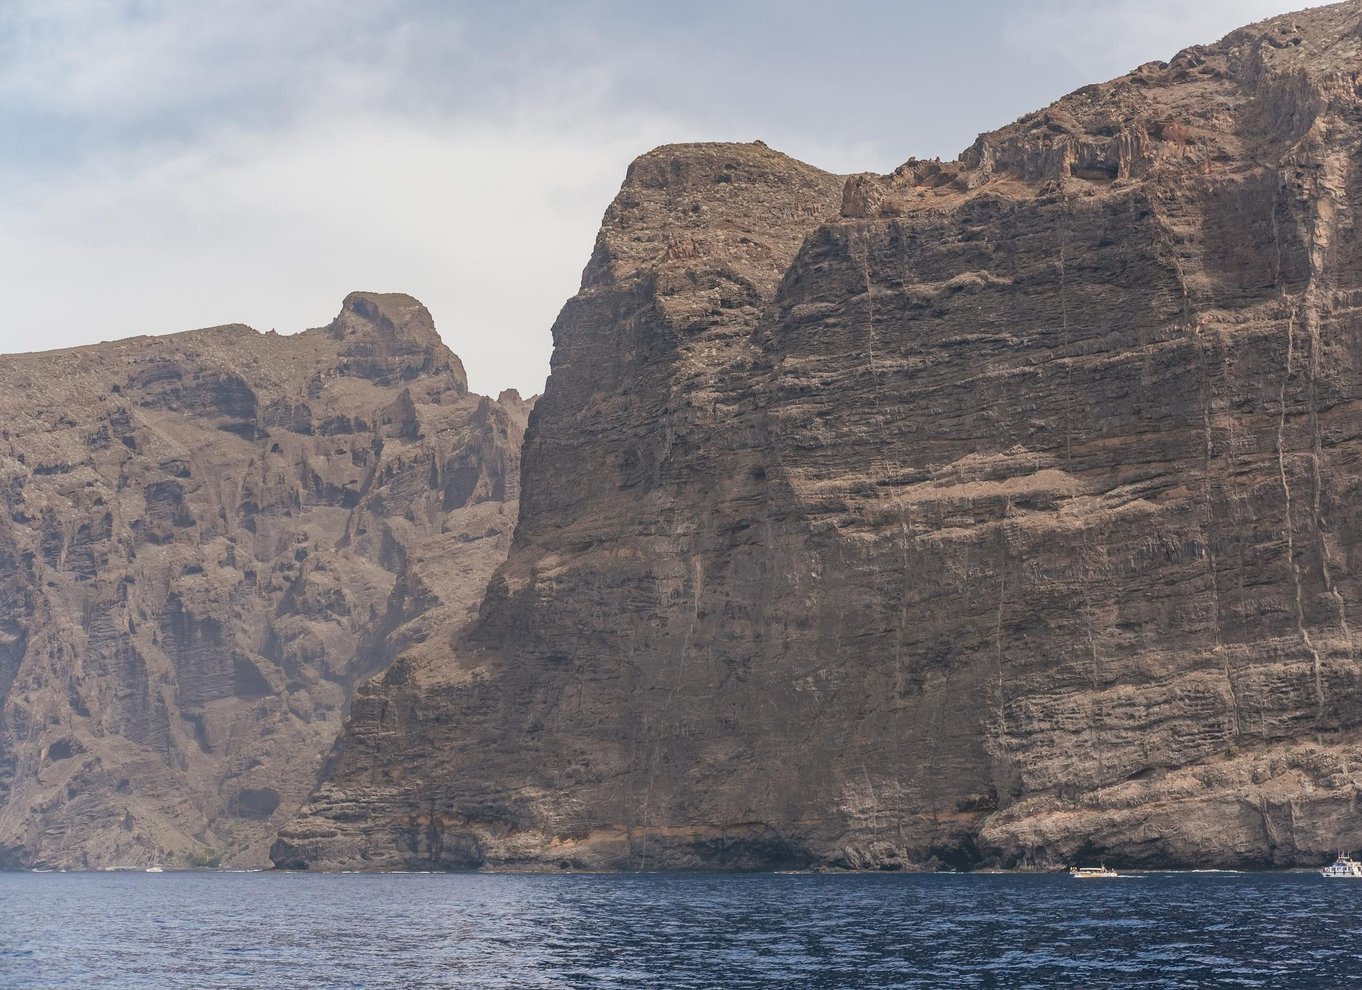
277 2 1362 871
0 293 528 868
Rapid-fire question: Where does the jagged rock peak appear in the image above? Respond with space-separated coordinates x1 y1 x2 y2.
1225 1 1362 74
619 140 833 192
330 291 441 347
322 291 467 395
0 292 469 409
582 140 843 294
842 0 1362 217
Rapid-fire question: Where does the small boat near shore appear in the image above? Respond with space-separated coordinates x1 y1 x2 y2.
145 866 165 874
1320 854 1362 878
1069 864 1120 879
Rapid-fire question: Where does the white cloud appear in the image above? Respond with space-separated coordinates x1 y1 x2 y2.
0 0 425 121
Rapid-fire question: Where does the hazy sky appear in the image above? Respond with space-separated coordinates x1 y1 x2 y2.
0 0 1317 396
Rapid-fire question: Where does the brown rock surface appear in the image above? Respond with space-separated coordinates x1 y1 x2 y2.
0 292 529 869
276 2 1362 871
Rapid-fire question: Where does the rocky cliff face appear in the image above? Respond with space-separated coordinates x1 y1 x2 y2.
277 1 1362 871
0 293 529 869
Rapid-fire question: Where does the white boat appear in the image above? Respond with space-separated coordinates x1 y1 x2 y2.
1320 854 1362 878
144 866 165 873
1069 864 1119 878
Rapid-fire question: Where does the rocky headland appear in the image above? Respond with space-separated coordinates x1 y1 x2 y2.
273 2 1362 872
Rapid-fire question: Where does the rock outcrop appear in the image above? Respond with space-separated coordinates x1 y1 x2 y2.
275 3 1362 873
0 293 529 869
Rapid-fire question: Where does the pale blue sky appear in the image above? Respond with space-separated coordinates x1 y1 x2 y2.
0 0 1318 396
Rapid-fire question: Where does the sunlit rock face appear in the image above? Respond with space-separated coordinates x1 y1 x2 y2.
0 292 529 869
277 2 1362 872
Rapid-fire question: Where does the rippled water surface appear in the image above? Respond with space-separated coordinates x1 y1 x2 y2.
2 871 1359 988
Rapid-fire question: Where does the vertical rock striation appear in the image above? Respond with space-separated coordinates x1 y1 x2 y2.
0 293 528 869
276 2 1362 870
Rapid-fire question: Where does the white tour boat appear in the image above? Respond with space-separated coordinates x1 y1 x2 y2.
1069 864 1119 879
1320 854 1362 878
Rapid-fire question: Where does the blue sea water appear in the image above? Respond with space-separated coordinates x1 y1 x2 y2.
0 870 1358 988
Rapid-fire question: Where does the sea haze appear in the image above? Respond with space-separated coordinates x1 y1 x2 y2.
0 871 1357 988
